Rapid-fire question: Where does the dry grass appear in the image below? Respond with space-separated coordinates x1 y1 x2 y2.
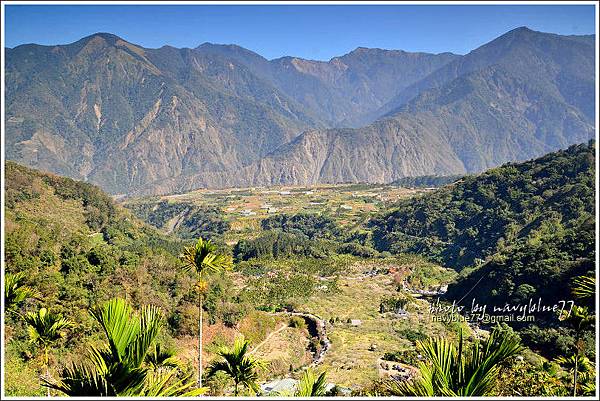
252 326 313 378
296 259 469 388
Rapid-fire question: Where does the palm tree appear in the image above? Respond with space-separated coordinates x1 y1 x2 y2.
44 298 205 396
389 327 522 396
23 307 72 396
180 237 232 387
562 305 595 331
145 343 182 372
295 368 328 396
565 274 596 396
4 272 38 312
206 336 265 396
554 353 595 396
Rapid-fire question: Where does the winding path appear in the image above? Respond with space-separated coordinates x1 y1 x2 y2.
249 324 288 355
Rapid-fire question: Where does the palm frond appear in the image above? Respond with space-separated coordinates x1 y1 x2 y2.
87 345 112 376
51 298 170 397
202 252 233 274
295 369 328 396
90 298 140 361
145 343 181 370
554 354 594 374
581 381 596 396
24 307 72 347
562 305 595 330
43 362 115 396
206 360 234 379
388 326 522 396
125 304 163 366
462 328 522 396
571 275 595 301
179 237 232 277
142 370 207 396
4 272 39 309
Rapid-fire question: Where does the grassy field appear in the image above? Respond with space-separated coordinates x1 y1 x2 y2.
296 257 466 388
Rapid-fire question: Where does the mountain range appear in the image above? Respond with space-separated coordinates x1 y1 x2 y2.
4 27 595 195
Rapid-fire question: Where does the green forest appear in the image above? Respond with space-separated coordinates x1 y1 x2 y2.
3 142 597 397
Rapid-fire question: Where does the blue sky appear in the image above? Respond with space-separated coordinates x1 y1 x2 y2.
4 4 596 60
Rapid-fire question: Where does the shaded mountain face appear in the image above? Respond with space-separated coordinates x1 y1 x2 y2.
5 34 456 194
377 27 596 120
194 43 459 127
4 27 596 195
185 27 592 191
131 119 467 194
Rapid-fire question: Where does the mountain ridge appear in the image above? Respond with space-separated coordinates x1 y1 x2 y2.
376 26 596 119
4 27 596 195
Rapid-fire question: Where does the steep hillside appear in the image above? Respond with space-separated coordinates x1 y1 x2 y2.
3 161 189 315
2 162 315 396
368 141 595 357
132 118 467 193
206 28 594 190
369 141 594 269
390 64 594 172
5 34 457 195
125 199 230 240
378 27 596 120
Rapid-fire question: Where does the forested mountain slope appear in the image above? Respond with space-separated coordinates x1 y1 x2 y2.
369 141 595 315
4 161 191 318
5 34 320 194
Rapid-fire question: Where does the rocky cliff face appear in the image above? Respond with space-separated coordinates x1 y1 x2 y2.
4 28 596 195
132 119 466 194
5 33 320 194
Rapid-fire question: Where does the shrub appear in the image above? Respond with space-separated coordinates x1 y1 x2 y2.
289 316 306 329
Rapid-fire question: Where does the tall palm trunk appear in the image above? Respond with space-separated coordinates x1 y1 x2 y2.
198 291 203 388
573 354 578 396
180 238 233 391
45 347 50 397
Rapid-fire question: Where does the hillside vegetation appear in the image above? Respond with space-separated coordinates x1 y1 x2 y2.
370 142 595 359
125 200 230 240
371 141 594 270
3 161 462 395
3 142 596 396
4 162 237 395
